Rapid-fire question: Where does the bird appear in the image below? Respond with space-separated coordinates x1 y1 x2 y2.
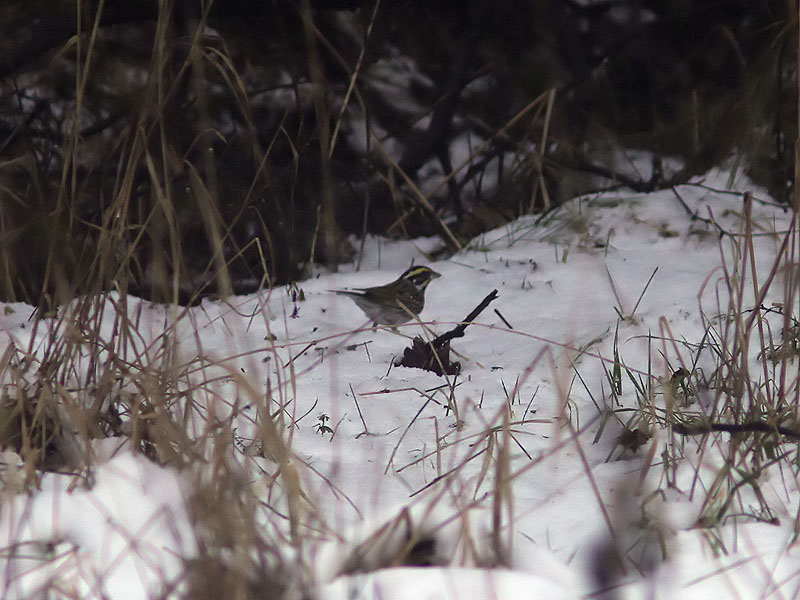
335 265 441 328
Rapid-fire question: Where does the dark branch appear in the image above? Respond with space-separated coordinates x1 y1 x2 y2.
394 289 498 376
673 420 800 441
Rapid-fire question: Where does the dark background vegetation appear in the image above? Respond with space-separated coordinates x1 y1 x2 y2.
0 0 793 306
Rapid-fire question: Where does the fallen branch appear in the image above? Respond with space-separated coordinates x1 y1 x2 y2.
673 420 800 441
394 289 499 376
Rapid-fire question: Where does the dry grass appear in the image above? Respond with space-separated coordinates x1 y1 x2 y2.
2 190 799 599
591 193 800 589
1 3 799 600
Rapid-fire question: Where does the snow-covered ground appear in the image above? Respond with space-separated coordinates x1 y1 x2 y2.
1 167 798 599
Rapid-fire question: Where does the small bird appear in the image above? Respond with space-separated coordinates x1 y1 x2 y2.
335 265 441 328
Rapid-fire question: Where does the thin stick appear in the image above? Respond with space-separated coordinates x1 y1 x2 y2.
630 266 658 318
494 308 513 329
349 383 371 437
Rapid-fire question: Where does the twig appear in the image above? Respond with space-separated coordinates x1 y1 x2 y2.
349 383 372 438
432 289 499 347
494 308 513 329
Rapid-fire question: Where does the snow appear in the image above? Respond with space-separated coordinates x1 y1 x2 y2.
1 165 798 598
319 566 580 600
0 449 194 598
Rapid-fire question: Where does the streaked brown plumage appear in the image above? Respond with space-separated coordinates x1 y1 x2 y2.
335 265 441 327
